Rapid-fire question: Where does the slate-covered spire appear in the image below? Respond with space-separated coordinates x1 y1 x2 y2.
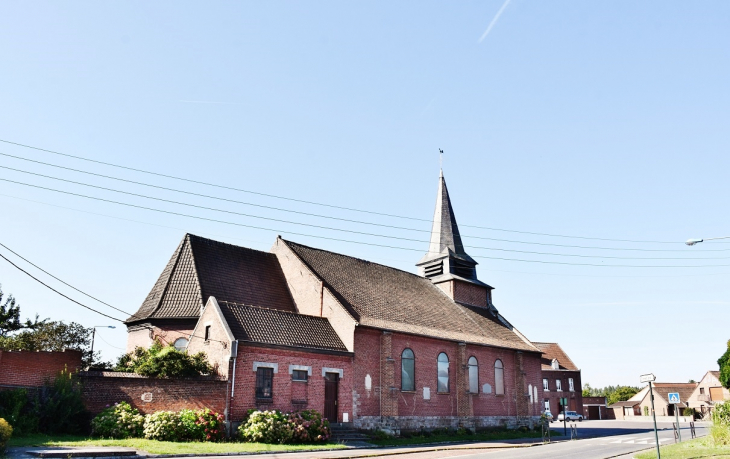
417 171 481 283
427 170 470 258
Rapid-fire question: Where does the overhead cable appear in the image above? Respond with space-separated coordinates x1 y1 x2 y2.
0 138 690 244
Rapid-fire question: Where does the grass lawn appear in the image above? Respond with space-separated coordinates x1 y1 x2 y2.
368 429 556 446
633 436 730 459
8 435 349 455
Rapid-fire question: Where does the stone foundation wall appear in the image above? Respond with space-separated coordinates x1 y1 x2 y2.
354 415 540 432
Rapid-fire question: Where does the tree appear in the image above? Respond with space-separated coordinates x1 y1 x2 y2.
0 285 46 338
0 320 100 368
582 383 592 397
718 339 730 389
607 386 640 405
115 339 214 377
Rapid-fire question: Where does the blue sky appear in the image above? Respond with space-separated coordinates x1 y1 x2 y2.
1 1 728 387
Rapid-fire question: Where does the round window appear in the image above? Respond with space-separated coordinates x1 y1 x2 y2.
173 337 189 351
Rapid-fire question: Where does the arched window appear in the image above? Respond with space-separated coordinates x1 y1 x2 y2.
495 359 504 395
468 356 478 394
173 337 189 351
528 383 533 404
401 348 415 391
437 352 449 393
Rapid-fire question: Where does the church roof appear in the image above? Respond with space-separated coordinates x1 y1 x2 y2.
282 238 539 352
127 234 296 324
217 301 348 353
532 342 580 371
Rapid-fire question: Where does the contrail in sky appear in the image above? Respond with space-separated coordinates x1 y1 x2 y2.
478 0 512 43
179 100 241 105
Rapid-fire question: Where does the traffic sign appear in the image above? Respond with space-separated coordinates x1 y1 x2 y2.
668 392 680 404
640 373 656 383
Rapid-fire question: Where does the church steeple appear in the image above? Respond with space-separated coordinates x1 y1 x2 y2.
417 170 494 308
425 170 473 262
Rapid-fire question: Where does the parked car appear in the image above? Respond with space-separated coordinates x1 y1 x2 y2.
557 411 583 421
542 411 553 422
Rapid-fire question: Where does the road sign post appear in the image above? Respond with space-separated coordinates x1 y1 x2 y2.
667 392 682 443
641 373 661 459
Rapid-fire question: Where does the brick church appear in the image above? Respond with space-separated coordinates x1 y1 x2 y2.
125 172 547 431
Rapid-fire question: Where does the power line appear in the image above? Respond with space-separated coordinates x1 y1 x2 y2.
2 168 728 261
0 251 124 322
0 241 133 319
1 151 722 253
3 177 730 268
0 138 691 244
4 191 727 278
0 242 229 345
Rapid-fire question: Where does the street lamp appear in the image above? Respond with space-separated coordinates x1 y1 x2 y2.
89 325 116 368
685 236 730 246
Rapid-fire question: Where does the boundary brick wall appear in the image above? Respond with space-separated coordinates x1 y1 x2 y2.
0 349 82 388
80 372 227 415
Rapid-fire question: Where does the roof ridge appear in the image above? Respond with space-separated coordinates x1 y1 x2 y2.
186 232 275 256
144 235 188 321
186 234 205 309
218 300 332 321
282 238 435 281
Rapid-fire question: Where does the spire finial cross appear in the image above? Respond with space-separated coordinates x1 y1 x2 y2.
439 148 444 172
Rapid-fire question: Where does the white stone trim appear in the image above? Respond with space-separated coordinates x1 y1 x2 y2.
288 365 312 376
322 367 344 378
253 362 278 373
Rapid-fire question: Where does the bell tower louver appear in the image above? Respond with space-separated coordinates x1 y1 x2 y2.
416 171 495 309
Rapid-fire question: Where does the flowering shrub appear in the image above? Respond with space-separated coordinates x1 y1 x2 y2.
91 402 145 439
141 409 226 442
287 410 330 443
143 411 182 441
238 409 330 444
0 418 12 452
196 409 226 442
175 409 225 442
239 410 291 444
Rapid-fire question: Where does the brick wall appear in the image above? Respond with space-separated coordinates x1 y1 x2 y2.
185 299 233 377
582 396 608 420
0 349 82 388
230 346 353 422
271 238 357 351
453 281 489 308
352 327 544 429
79 372 227 415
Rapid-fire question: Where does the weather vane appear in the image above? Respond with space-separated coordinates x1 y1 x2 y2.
439 148 443 170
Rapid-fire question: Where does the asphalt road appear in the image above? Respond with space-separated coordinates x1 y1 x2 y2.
210 420 708 459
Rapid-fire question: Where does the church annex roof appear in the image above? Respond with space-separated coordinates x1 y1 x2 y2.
282 238 539 352
217 301 349 353
532 342 580 371
127 234 296 324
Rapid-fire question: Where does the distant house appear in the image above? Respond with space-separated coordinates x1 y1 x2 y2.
582 396 609 420
610 382 697 420
533 342 582 417
687 371 730 419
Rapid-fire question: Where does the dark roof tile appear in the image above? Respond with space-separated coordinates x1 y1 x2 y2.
127 234 296 323
532 342 580 371
283 239 538 352
218 301 348 352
